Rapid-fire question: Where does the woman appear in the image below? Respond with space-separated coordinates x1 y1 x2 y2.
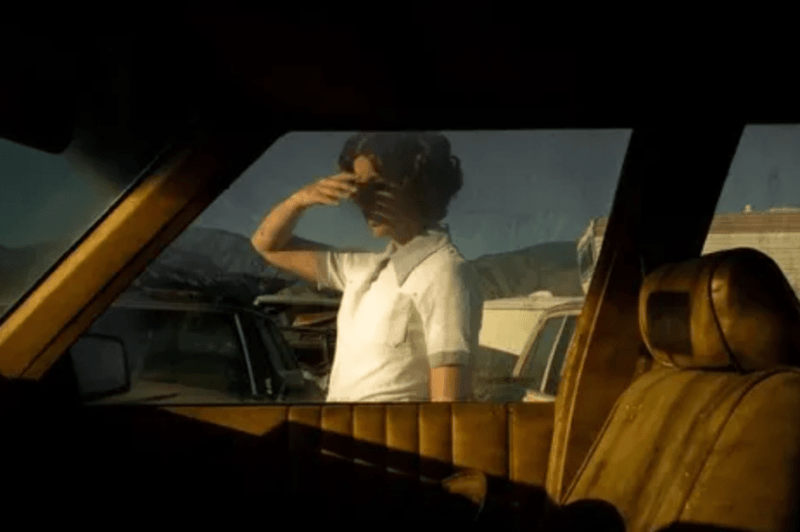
250 132 483 402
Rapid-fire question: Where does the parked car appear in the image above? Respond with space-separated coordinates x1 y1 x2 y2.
253 292 339 390
251 290 583 404
474 291 583 402
68 288 325 405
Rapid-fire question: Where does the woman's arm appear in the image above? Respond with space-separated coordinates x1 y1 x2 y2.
420 262 483 402
250 173 358 283
430 363 473 402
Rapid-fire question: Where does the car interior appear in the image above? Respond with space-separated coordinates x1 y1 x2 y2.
1 12 799 531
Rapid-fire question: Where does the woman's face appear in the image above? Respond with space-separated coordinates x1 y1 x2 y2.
351 155 408 239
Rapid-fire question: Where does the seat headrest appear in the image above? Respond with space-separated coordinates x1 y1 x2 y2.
639 248 800 371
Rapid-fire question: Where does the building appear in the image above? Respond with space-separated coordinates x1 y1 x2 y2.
577 206 800 294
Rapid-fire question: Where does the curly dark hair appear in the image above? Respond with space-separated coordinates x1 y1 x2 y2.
337 132 463 223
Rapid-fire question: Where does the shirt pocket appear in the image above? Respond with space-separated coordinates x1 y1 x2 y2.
384 297 412 347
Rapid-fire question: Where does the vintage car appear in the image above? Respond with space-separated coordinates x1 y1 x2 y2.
1 15 798 530
69 288 325 405
253 291 339 388
474 291 583 403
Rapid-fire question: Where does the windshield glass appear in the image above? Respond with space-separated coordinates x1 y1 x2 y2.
0 137 161 322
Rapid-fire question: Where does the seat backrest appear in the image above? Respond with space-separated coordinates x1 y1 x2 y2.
563 248 800 531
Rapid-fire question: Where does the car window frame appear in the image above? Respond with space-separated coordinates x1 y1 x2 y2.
513 307 582 393
515 315 565 390
542 313 579 395
539 316 570 393
232 312 258 397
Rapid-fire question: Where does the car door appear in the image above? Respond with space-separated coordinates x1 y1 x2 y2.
0 44 641 518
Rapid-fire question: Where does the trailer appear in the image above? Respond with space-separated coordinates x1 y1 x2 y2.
577 206 800 294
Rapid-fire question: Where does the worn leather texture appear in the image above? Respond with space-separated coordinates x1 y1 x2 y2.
564 366 800 531
640 248 800 370
558 248 800 531
162 401 554 524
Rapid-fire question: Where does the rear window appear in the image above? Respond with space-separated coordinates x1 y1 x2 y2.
703 125 800 293
574 125 800 298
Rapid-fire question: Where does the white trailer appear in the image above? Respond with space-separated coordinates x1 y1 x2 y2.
577 206 800 294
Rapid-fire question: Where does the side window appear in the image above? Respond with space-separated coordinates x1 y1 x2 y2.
62 130 629 404
518 317 564 390
543 315 578 395
703 125 800 294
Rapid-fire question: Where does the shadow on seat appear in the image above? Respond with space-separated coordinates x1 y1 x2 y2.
560 248 800 531
5 249 800 530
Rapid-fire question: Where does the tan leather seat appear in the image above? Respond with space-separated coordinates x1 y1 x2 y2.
561 248 800 531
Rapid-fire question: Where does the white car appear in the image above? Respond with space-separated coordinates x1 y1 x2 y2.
474 291 583 402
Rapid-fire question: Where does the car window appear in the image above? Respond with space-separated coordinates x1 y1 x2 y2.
702 124 800 290
517 316 564 390
79 307 252 400
0 138 163 323
543 315 578 395
58 130 629 404
574 125 800 299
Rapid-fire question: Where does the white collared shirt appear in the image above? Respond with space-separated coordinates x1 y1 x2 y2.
317 225 483 402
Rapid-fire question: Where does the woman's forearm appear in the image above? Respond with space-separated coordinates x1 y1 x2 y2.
251 173 358 253
250 193 308 253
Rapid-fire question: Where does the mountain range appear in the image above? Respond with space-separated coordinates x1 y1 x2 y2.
1 227 582 307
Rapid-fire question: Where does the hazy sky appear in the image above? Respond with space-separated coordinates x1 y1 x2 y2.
192 130 630 258
2 126 800 260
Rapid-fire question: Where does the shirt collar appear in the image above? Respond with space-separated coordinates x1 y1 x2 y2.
383 224 452 286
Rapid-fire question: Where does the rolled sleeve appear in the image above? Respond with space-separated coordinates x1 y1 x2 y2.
417 263 483 369
316 250 378 292
316 251 346 292
428 351 471 368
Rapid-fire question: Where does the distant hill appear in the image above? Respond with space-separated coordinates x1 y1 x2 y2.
0 228 300 306
129 227 298 301
1 228 581 309
470 241 582 300
269 241 583 302
162 227 280 275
